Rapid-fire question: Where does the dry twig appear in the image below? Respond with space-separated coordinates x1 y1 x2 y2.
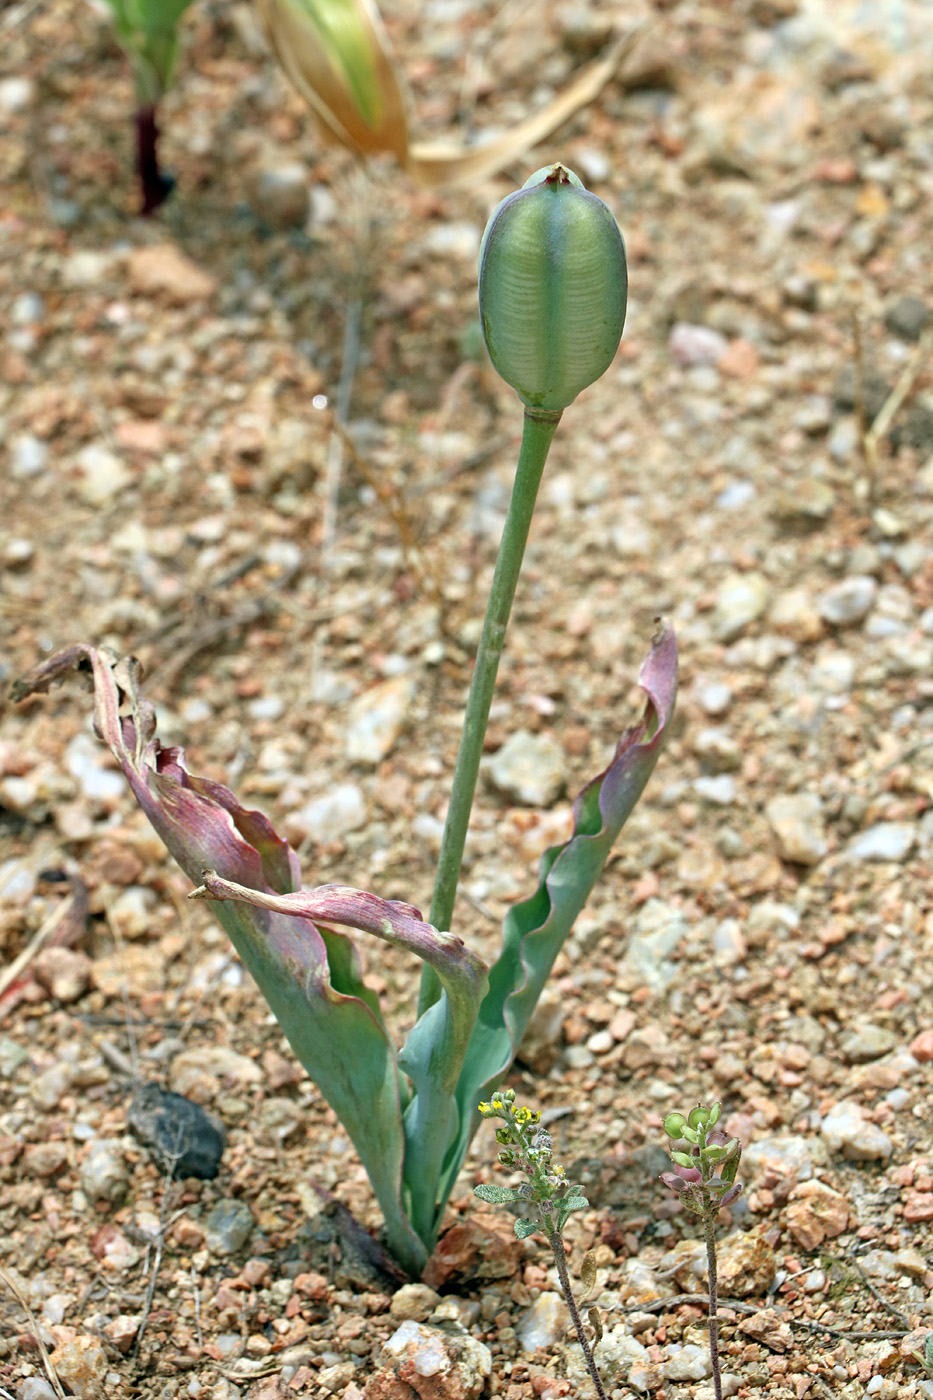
856 320 933 502
0 870 84 1002
822 1252 911 1330
0 1266 67 1400
631 1293 911 1341
131 1171 179 1357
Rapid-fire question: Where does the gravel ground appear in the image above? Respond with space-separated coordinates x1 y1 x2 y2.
1 1 932 1398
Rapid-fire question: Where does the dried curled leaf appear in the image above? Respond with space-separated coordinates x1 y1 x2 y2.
580 1249 598 1300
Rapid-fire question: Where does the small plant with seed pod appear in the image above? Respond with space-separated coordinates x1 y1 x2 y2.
13 163 676 1279
661 1102 744 1400
475 1090 609 1400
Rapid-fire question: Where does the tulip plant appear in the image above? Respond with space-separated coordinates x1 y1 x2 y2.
661 1103 744 1400
13 165 677 1279
98 0 195 213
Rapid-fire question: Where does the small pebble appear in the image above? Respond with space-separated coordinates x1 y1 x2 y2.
345 675 414 766
0 75 34 111
695 681 733 716
518 1292 568 1351
485 730 565 807
694 775 736 805
107 884 157 939
80 1139 129 1204
380 1321 491 1397
33 946 91 1003
692 727 741 772
389 1283 442 1322
821 1101 893 1162
665 1343 713 1381
204 1198 255 1256
248 162 310 229
847 822 916 863
884 294 928 342
765 793 827 866
11 433 48 479
49 1334 108 1398
712 572 770 642
73 443 131 505
286 783 367 843
0 1036 29 1077
19 1378 59 1400
669 322 728 367
839 1023 898 1063
31 1062 73 1110
818 575 877 626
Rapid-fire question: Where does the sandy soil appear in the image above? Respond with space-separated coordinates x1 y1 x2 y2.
1 1 932 1397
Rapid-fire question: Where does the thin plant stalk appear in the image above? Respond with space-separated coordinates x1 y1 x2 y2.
474 1093 609 1395
420 406 561 1013
703 1205 722 1400
547 1222 609 1400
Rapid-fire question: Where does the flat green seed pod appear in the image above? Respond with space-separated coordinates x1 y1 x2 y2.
478 162 627 412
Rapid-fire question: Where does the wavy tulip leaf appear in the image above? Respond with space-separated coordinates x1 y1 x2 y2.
441 621 677 1208
11 647 427 1278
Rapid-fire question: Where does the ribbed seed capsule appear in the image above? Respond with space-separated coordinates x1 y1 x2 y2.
478 163 627 413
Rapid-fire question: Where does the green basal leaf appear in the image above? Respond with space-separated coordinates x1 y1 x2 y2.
514 1217 539 1240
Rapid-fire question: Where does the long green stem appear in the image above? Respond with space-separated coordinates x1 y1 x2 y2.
419 407 561 1014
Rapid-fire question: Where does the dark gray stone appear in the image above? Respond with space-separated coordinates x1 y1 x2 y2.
127 1081 226 1180
884 295 929 343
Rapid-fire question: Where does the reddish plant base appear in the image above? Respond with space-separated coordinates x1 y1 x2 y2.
135 103 175 215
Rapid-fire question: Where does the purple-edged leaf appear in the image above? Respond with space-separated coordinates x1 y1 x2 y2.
443 621 677 1208
661 1166 702 1193
191 869 488 1055
11 646 427 1277
192 868 491 1249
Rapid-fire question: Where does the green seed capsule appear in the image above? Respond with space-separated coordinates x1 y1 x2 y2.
478 163 627 413
663 1112 687 1139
